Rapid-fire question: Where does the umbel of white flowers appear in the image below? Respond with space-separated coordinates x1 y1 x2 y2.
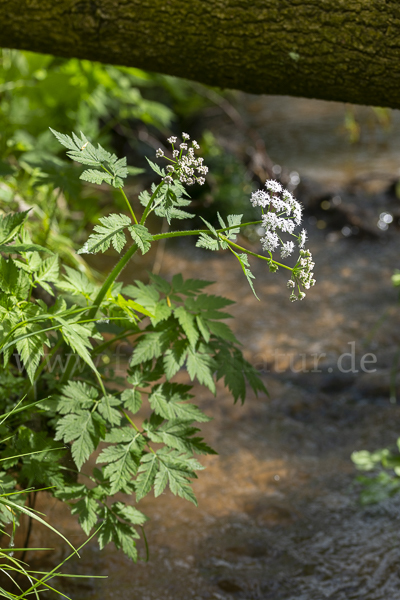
251 180 316 301
156 133 208 186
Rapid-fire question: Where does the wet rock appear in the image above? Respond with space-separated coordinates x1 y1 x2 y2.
242 499 295 526
217 579 243 593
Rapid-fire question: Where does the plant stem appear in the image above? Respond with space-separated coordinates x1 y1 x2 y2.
87 243 139 320
152 220 263 241
220 236 293 271
140 182 164 225
120 188 138 224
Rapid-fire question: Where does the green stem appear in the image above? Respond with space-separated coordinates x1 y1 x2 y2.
87 243 139 320
152 220 263 241
220 236 293 271
140 182 164 225
120 188 138 224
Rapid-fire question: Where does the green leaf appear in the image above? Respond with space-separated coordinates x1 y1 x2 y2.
174 306 199 348
135 453 158 501
128 224 152 255
149 383 209 422
155 451 199 505
58 381 98 414
0 243 52 254
97 432 144 494
0 257 30 299
121 388 142 413
145 157 165 178
80 169 113 185
163 339 188 379
231 250 259 300
207 320 239 343
15 324 48 383
130 330 171 366
61 321 98 373
55 411 105 470
78 213 131 255
70 495 99 535
187 347 216 393
35 255 59 295
0 210 30 245
57 266 96 299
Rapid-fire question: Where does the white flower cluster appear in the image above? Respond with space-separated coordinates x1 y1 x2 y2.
156 133 208 186
288 250 316 301
251 179 316 300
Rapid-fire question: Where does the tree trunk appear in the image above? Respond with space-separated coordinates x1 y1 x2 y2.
1 0 400 108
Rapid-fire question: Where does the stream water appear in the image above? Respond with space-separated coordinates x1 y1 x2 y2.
17 94 400 599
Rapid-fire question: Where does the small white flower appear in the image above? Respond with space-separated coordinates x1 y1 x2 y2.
261 230 279 252
186 177 194 185
163 175 173 185
298 229 307 248
197 177 205 185
265 179 282 193
251 190 270 208
172 150 179 158
156 148 164 158
192 140 200 149
166 165 174 172
182 132 190 140
287 279 295 288
281 241 295 258
180 143 188 150
167 136 177 144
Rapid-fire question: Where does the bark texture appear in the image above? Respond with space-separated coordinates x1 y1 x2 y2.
1 0 399 108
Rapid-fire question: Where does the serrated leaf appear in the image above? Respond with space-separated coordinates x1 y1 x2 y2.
35 255 59 295
71 495 99 535
0 257 30 299
196 315 210 343
155 454 198 505
149 382 209 423
58 381 98 414
207 320 239 343
97 434 143 494
0 210 30 245
232 250 259 300
163 339 188 380
130 331 170 366
187 348 216 393
97 395 122 426
55 412 97 469
57 266 96 299
128 224 152 255
80 169 113 185
0 243 52 254
112 502 148 526
145 157 164 177
78 213 131 255
15 324 47 383
174 306 199 348
121 388 142 413
135 453 158 501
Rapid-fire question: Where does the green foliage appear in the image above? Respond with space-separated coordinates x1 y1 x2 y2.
0 127 278 564
352 439 400 504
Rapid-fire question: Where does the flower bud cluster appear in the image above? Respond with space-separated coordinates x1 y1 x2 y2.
156 134 208 186
287 250 316 301
251 179 316 300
